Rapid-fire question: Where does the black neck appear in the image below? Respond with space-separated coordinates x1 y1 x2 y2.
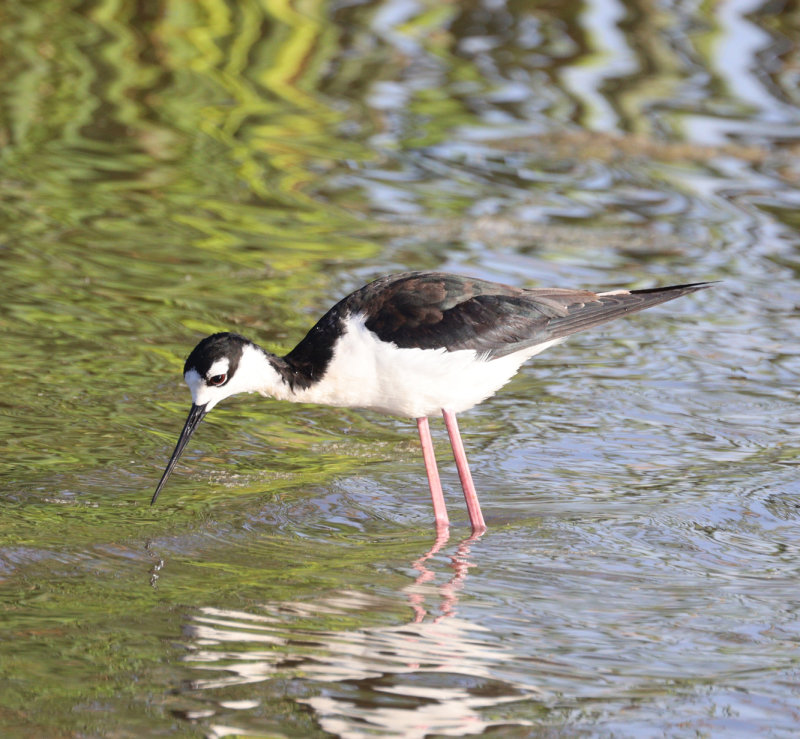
263 348 329 391
280 311 343 390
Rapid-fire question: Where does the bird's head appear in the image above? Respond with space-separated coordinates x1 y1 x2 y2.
183 332 256 412
151 332 278 504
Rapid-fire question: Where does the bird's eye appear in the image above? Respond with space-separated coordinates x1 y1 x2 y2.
208 373 227 386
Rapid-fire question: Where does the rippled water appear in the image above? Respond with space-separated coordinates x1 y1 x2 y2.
2 0 800 736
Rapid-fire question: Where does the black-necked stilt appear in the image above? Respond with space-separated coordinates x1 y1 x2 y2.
152 271 710 532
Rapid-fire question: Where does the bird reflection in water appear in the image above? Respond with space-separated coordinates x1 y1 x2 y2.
172 532 536 737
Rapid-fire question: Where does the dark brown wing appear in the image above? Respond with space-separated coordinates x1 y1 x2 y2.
351 272 710 357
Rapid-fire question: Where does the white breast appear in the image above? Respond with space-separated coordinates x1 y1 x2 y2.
285 315 563 418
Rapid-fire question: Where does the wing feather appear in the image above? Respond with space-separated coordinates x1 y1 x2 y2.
350 273 710 358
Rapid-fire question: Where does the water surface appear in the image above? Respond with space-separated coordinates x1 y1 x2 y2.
2 0 800 736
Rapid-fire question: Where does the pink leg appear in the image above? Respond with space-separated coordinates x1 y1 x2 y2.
442 409 486 534
417 416 449 531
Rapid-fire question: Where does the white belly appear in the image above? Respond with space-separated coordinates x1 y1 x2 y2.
288 315 563 418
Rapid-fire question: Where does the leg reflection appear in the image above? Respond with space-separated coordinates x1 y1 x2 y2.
409 528 482 623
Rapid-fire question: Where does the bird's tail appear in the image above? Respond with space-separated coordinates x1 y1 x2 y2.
542 281 714 342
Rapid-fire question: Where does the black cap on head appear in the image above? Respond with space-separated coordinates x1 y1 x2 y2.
184 332 249 378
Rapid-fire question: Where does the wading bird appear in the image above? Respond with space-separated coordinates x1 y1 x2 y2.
152 271 709 533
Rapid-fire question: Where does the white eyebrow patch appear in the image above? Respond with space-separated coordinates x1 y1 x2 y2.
207 358 230 378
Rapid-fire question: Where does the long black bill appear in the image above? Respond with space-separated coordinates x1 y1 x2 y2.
151 403 208 505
